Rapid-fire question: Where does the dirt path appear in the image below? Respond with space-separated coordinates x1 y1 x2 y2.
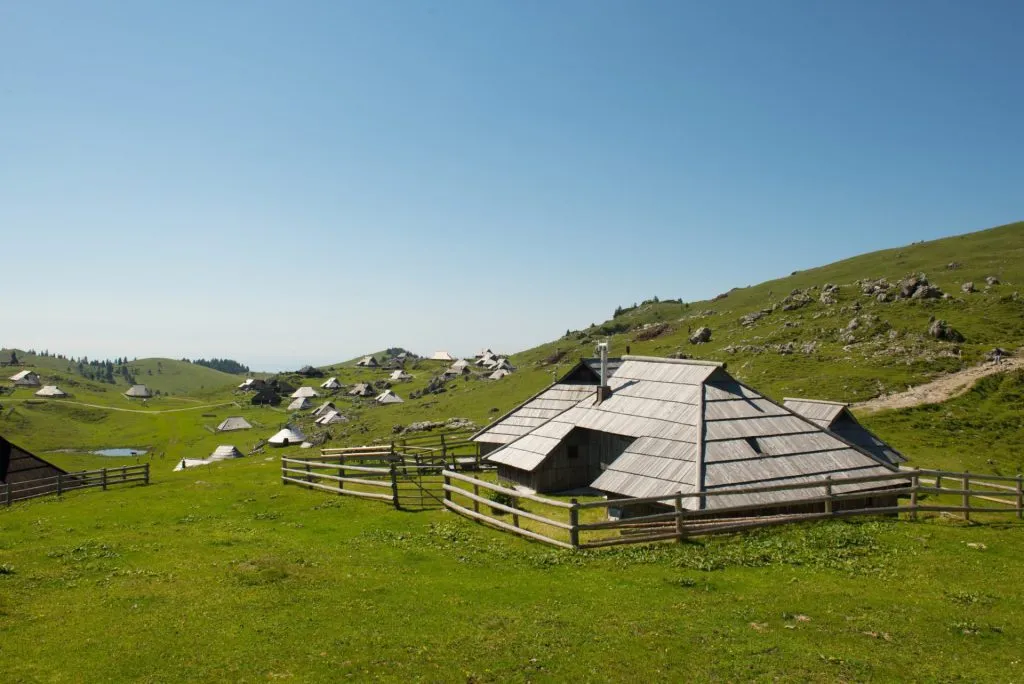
854 354 1024 414
57 400 236 415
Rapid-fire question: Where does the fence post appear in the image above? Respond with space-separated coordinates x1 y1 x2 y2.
305 461 313 484
674 494 685 541
910 467 919 520
441 434 448 469
338 464 345 492
4 482 10 506
512 495 520 528
144 463 150 485
569 499 580 549
824 476 832 515
962 471 970 521
57 473 63 497
102 468 108 491
389 462 400 510
443 472 452 502
281 458 288 485
1017 471 1023 521
472 482 480 514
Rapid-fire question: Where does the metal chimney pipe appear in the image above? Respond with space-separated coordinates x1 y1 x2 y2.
598 342 609 386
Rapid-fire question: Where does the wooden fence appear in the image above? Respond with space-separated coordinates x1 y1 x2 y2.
281 446 444 510
1 464 150 506
441 467 1024 550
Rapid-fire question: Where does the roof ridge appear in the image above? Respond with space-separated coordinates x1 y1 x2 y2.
622 355 725 368
782 396 848 406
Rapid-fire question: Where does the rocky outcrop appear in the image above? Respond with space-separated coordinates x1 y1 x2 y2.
986 275 1001 286
819 283 840 305
928 319 964 342
689 327 712 344
961 281 975 293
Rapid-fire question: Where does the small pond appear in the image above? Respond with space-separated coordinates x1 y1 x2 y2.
93 448 148 457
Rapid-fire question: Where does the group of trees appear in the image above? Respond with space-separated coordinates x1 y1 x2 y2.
70 359 138 385
190 358 250 374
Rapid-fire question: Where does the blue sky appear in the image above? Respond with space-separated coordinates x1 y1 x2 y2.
2 1 1021 371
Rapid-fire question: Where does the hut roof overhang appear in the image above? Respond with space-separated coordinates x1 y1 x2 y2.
485 356 903 508
783 398 907 466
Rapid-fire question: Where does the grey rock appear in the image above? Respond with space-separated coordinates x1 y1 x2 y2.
928 319 964 342
961 281 975 293
689 326 712 344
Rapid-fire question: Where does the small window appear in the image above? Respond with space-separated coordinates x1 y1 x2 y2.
567 445 579 459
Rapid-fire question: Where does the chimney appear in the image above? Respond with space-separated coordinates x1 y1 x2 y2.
595 341 611 404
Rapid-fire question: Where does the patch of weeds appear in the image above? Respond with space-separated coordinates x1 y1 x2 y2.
0 563 14 575
46 540 121 563
950 621 1003 637
229 557 290 586
254 511 281 521
311 498 342 510
176 514 203 525
945 590 995 607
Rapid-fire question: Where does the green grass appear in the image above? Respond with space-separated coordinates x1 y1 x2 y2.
1 457 1023 682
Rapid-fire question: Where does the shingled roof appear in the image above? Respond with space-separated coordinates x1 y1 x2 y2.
472 357 622 447
487 356 901 509
783 398 906 467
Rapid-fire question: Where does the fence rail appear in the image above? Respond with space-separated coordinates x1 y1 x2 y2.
440 467 1024 550
281 455 444 510
2 464 150 506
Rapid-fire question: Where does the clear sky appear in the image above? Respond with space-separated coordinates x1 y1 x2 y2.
2 1 1021 371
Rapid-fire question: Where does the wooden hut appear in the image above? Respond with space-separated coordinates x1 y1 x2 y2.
485 356 903 517
376 389 403 405
250 388 281 406
124 384 153 399
389 370 412 382
238 378 266 391
320 377 341 390
216 416 252 432
348 383 374 397
0 435 69 502
287 396 312 411
431 351 455 361
34 385 67 398
291 386 319 399
783 398 906 467
297 365 325 378
311 401 337 418
355 355 379 368
9 370 41 387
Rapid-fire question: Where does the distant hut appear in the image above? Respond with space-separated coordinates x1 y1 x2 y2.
315 410 349 426
34 385 67 398
9 370 41 387
492 358 514 371
443 365 471 379
356 355 379 368
208 445 243 461
268 426 305 447
783 398 907 467
475 348 495 359
287 396 312 411
0 435 68 502
431 351 455 361
488 368 511 381
251 388 281 406
124 384 153 399
375 390 404 405
348 383 374 397
268 379 296 395
311 401 337 418
216 416 252 432
475 352 496 367
450 359 469 371
291 386 319 399
297 365 325 378
484 356 903 518
320 377 341 390
238 378 266 391
389 370 412 382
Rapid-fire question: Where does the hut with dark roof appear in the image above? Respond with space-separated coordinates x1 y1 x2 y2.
0 436 70 502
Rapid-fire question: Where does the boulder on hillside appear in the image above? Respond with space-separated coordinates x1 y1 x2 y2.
946 261 962 270
961 281 975 293
781 291 813 311
928 319 964 342
911 284 943 299
820 283 840 305
986 275 1001 286
739 311 766 327
689 327 712 344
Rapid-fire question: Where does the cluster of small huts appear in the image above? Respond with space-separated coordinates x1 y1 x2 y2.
438 349 516 381
472 353 906 518
9 370 68 398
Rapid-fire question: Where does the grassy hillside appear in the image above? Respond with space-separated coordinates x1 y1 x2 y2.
1 350 241 396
